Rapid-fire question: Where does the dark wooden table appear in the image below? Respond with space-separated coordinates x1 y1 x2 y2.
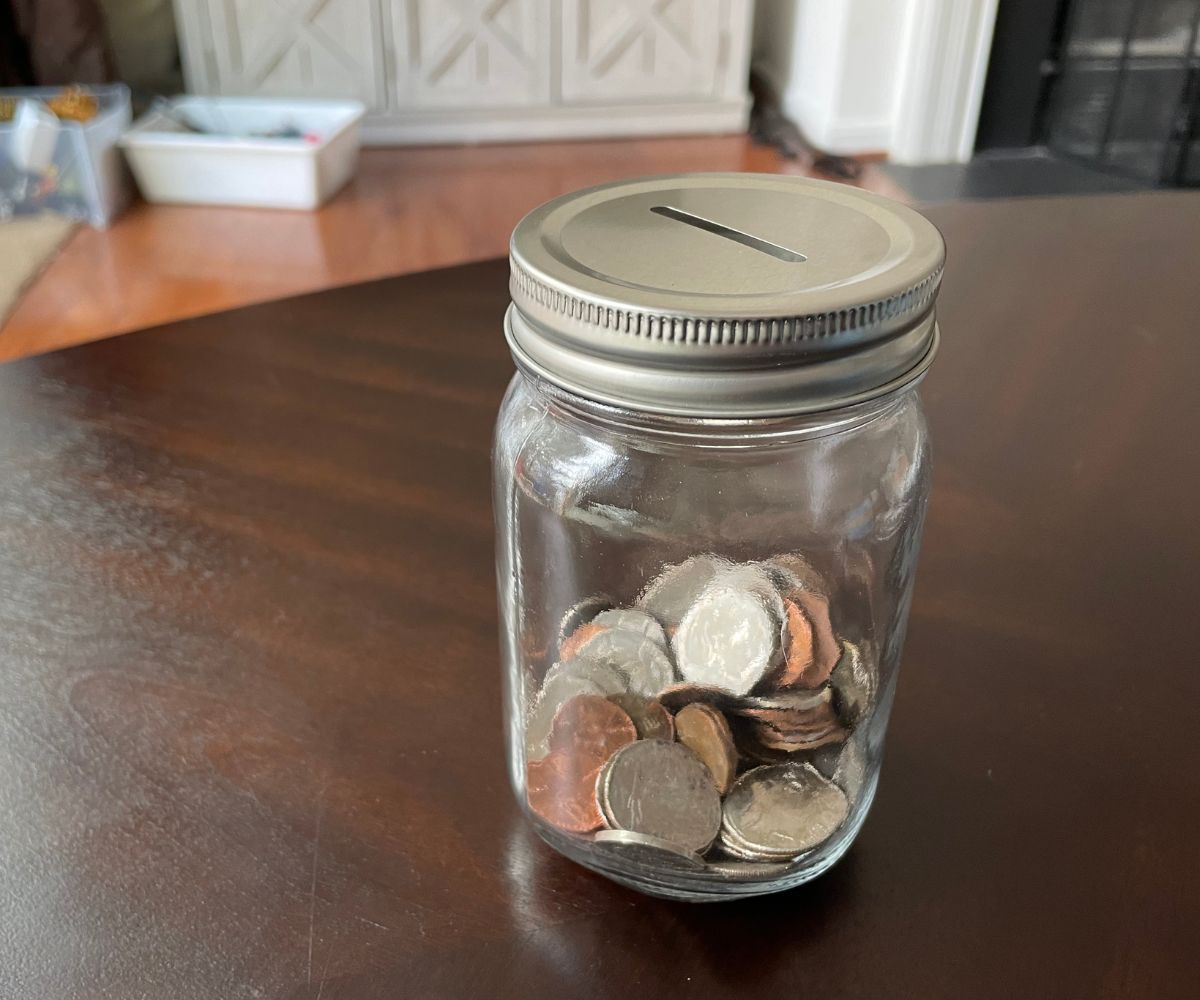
1 192 1197 999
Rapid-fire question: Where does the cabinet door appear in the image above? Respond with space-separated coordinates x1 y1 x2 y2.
202 0 385 107
560 0 722 103
390 0 551 108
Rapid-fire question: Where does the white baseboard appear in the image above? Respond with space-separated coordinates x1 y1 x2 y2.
360 100 752 146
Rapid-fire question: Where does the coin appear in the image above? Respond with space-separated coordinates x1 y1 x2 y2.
548 694 638 762
674 702 738 795
734 686 834 715
559 622 606 660
597 740 722 854
673 584 779 695
721 763 849 859
608 693 675 741
829 640 876 727
637 554 731 629
703 857 796 879
728 690 847 763
730 688 847 753
525 659 627 759
589 608 670 652
785 591 839 688
657 683 738 714
812 729 869 801
770 597 817 688
591 829 706 871
526 750 606 834
763 553 828 596
569 629 676 698
557 594 614 647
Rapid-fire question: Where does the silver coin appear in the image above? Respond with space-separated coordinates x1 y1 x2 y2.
721 763 849 859
557 594 614 647
713 563 787 622
525 659 626 760
591 829 706 871
811 729 869 802
569 629 676 698
597 739 722 854
703 857 797 880
829 640 876 727
673 584 779 695
637 554 732 629
589 608 670 653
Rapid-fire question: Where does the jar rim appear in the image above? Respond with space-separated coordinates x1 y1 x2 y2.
507 173 944 418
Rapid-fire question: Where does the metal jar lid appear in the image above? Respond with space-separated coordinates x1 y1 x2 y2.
506 173 945 418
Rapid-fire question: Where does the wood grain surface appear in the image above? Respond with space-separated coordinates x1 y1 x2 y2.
0 138 904 363
0 191 1197 999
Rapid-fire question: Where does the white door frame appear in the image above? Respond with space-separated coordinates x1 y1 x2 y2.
889 0 1000 165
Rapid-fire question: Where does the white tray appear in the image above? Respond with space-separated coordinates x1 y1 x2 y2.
120 97 365 210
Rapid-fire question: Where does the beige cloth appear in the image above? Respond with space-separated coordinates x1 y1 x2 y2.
0 214 77 326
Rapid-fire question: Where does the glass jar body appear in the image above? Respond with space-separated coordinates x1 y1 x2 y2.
493 371 931 900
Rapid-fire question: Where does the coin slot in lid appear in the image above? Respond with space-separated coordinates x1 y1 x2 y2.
649 205 809 264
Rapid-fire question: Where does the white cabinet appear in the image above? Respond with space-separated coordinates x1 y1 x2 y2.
174 0 753 144
199 0 386 106
559 0 722 102
390 0 552 109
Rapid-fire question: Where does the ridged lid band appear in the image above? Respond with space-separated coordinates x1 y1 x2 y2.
507 174 945 416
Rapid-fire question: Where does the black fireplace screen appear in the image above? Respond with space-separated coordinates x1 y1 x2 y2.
1043 0 1200 186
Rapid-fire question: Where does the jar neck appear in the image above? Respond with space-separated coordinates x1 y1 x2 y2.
519 368 921 448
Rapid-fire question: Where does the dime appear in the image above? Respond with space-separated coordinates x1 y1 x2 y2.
721 763 849 859
526 750 606 834
785 591 839 689
589 608 670 652
568 629 675 698
608 693 675 741
559 622 606 660
637 554 732 629
674 702 738 795
549 694 638 762
557 594 614 647
591 829 706 871
829 640 876 727
597 740 722 854
673 584 779 695
525 659 627 760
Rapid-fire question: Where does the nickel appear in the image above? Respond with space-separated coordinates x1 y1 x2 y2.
721 763 849 859
597 740 722 854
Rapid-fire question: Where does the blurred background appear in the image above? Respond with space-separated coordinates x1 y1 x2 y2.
1 0 1197 360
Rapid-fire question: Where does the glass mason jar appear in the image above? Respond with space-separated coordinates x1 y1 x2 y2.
493 174 944 900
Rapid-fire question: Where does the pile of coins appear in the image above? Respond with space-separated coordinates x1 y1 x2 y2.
523 554 877 876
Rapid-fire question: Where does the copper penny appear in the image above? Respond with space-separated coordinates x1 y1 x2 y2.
786 591 839 688
526 750 606 834
560 621 607 660
674 702 739 795
771 598 817 688
608 693 675 741
548 694 637 762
